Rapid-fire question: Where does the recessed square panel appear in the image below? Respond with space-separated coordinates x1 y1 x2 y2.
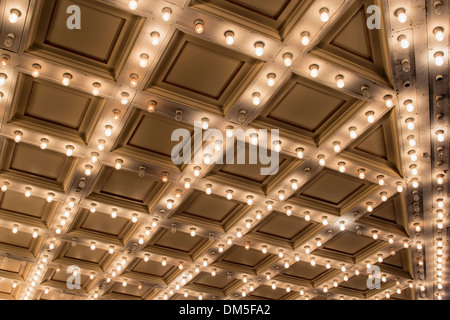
282 261 329 280
145 228 212 261
0 191 49 219
207 143 302 195
190 0 314 40
0 226 44 258
250 285 290 300
112 109 193 171
214 246 278 275
8 74 105 145
292 168 378 216
321 232 377 256
64 244 108 264
247 212 323 249
170 191 248 233
25 0 144 80
187 272 242 296
145 30 264 115
0 139 79 192
54 242 114 273
88 166 168 211
252 74 366 146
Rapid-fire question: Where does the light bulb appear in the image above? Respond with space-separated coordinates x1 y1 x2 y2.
9 9 21 23
139 53 149 68
384 95 394 108
129 74 138 88
267 73 276 87
14 131 23 143
434 52 444 66
31 63 42 78
309 64 319 78
47 193 54 203
90 242 96 251
190 228 196 237
252 92 261 106
357 169 366 180
115 159 123 170
320 8 329 22
349 127 357 139
62 73 72 86
129 0 138 10
250 133 258 146
151 32 160 45
194 20 204 34
266 201 273 211
12 225 18 234
340 221 346 231
132 214 138 223
338 162 346 173
398 35 409 48
436 130 445 142
194 166 201 177
318 155 326 166
322 216 328 226
236 228 242 238
336 75 345 88
278 190 285 201
256 211 262 220
162 8 172 21
0 73 7 86
436 174 444 185
301 31 310 45
206 184 212 195
310 258 316 266
412 179 419 188
381 192 388 202
273 140 282 152
404 100 414 112
406 118 415 131
408 136 416 147
304 212 311 221
291 179 298 190
98 139 105 151
121 92 129 105
333 141 341 153
226 190 233 200
246 195 254 205
395 8 407 23
296 148 304 159
225 31 235 45
184 179 191 189
25 188 32 198
254 42 265 57
434 27 444 41
167 199 174 210
366 111 375 123
105 125 113 137
367 202 374 212
283 53 293 67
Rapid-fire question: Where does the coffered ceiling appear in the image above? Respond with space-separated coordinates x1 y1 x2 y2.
0 0 448 301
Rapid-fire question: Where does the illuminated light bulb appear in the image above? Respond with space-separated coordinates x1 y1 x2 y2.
267 73 276 87
304 246 311 255
320 7 330 22
434 27 444 41
395 8 407 23
245 242 251 250
436 130 445 142
272 282 277 290
84 165 93 176
138 235 145 245
316 238 322 247
378 254 383 263
184 178 191 189
109 246 115 254
225 126 235 138
189 227 197 237
407 135 416 147
339 221 346 231
1 182 8 192
218 244 224 253
436 174 444 185
301 31 310 45
236 228 242 238
411 179 419 188
404 100 414 112
151 32 160 45
283 53 293 67
227 237 233 245
367 202 374 212
348 127 357 139
158 172 168 183
129 0 138 10
414 223 421 233
166 199 174 210
381 192 388 202
318 154 326 166
245 219 252 229
30 63 42 78
377 175 385 186
278 190 285 201
252 92 261 106
434 51 444 66
254 42 265 57
256 210 263 220
246 195 254 206
403 240 409 248
105 125 113 137
406 118 415 131
304 212 311 221
14 131 23 143
0 55 8 68
206 184 212 195
310 258 316 266
9 9 21 23
47 192 55 203
358 169 366 180
226 190 233 200
203 259 208 267
25 187 32 198
366 111 375 123
139 53 149 68
278 250 284 259
309 64 319 78
338 162 346 173
333 141 341 153
120 92 130 105
200 117 210 130
12 224 18 234
162 7 172 21
194 20 204 34
366 261 372 269
62 73 72 86
225 31 235 45
437 198 444 208
0 73 7 86
132 214 138 223
335 75 345 88
398 35 409 48
194 166 201 177
89 203 97 213
285 206 292 216
273 140 282 153
266 201 273 211
129 74 139 88
98 139 105 151
354 268 360 276
410 164 418 176
261 245 268 254
384 95 394 108
416 241 422 250
286 285 291 293
90 242 96 251
323 286 328 293
322 216 328 226
295 147 305 159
